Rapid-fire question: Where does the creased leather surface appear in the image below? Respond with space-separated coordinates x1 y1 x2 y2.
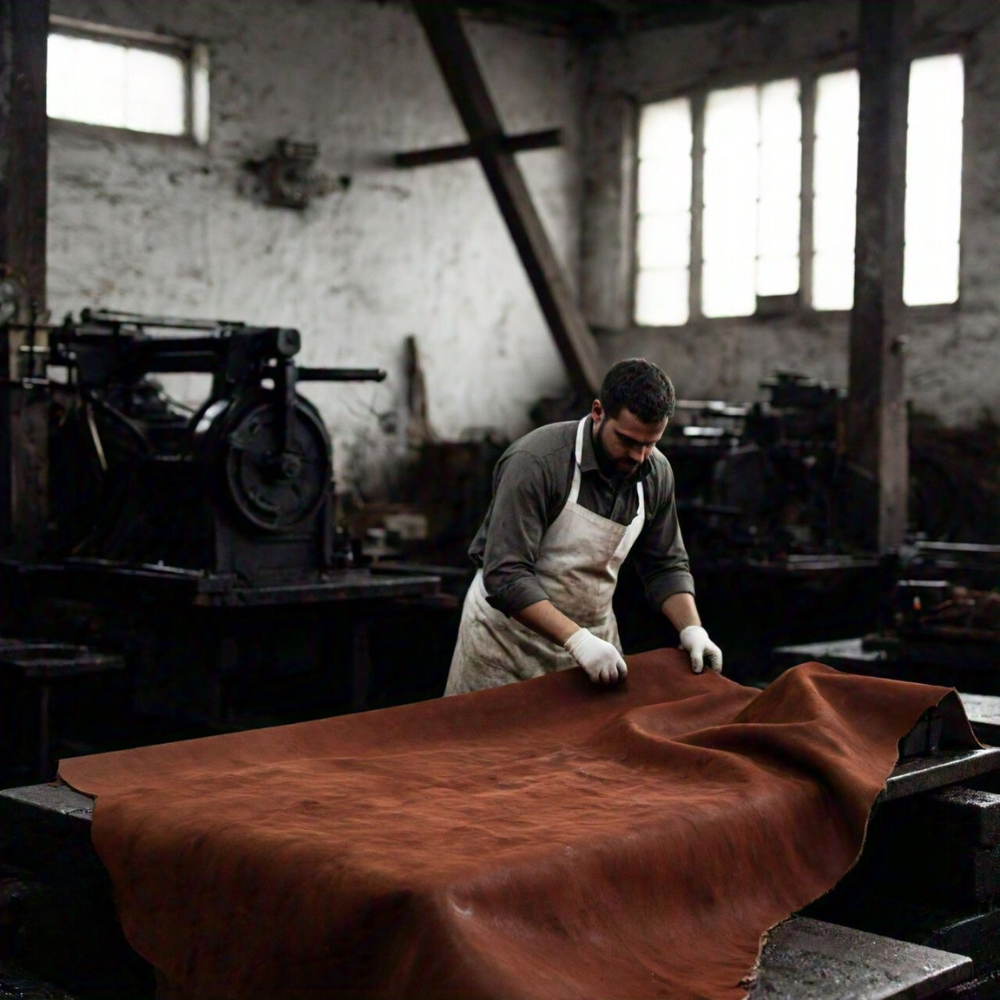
58 651 973 1000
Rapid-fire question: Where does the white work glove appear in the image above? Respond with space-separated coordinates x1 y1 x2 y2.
679 625 723 674
564 628 628 686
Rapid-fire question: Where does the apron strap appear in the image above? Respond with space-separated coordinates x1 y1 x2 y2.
569 417 587 504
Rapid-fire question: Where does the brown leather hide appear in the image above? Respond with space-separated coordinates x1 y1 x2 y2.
59 651 971 1000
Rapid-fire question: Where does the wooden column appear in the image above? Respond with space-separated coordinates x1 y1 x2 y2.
847 0 912 552
0 0 48 557
413 2 603 397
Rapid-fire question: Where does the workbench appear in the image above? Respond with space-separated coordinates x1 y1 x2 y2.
1 559 444 727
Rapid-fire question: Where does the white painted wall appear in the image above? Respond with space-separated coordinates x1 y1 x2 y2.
47 0 583 494
582 0 1000 426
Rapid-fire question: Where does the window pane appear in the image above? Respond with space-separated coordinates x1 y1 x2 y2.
758 257 799 296
760 79 801 145
904 242 959 306
812 250 855 311
704 86 758 150
637 213 692 269
703 86 758 318
703 258 757 318
48 34 127 128
813 70 860 310
125 47 186 135
703 145 759 210
48 30 190 138
909 54 964 134
639 98 693 158
637 154 693 215
815 69 859 140
758 198 800 259
760 141 802 201
813 192 856 253
636 268 690 326
813 133 858 198
703 204 756 266
904 54 963 305
636 99 693 323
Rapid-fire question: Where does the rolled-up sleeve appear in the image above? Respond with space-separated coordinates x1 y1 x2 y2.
631 463 696 610
480 451 554 616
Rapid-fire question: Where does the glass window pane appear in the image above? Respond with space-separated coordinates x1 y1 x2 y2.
703 203 756 265
909 54 964 133
812 250 855 311
813 70 860 310
758 256 800 297
703 145 759 210
813 133 858 198
815 69 860 140
125 47 186 135
758 198 800 259
760 78 801 145
705 85 758 150
637 154 693 215
814 192 857 253
904 242 959 306
639 98 693 159
904 55 963 305
760 141 802 201
636 268 690 326
48 34 127 128
703 258 757 318
48 30 191 138
637 213 692 270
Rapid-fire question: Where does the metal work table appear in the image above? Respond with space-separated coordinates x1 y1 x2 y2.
2 559 442 608
2 560 444 722
751 917 971 999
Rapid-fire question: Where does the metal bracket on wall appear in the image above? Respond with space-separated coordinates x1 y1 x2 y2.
243 140 351 210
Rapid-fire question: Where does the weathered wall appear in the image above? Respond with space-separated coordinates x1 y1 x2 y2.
583 0 1000 425
47 0 583 494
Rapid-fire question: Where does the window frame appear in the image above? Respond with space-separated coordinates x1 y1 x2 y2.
629 41 966 329
47 14 210 146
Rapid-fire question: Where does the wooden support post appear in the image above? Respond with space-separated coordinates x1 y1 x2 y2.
0 0 48 557
847 0 911 553
413 3 603 397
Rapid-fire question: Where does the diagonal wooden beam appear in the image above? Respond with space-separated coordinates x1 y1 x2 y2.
0 0 49 557
413 2 603 397
847 0 912 552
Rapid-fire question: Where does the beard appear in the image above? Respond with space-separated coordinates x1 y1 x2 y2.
594 421 640 480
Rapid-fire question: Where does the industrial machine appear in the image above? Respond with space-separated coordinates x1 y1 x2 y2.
44 309 384 581
0 310 442 735
666 371 999 562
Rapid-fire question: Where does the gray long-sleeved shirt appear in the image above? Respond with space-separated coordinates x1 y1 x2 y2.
468 417 695 617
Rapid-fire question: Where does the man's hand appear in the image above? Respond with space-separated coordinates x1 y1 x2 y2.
679 625 723 674
564 628 628 685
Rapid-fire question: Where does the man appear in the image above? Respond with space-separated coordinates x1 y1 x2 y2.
445 358 722 695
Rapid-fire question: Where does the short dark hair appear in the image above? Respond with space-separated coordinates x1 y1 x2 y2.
600 358 675 424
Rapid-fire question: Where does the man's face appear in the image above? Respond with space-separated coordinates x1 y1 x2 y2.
591 402 668 478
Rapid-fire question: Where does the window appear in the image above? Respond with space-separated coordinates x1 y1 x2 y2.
636 53 964 324
635 98 693 326
47 17 209 143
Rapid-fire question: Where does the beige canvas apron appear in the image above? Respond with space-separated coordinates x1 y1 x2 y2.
445 417 646 695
